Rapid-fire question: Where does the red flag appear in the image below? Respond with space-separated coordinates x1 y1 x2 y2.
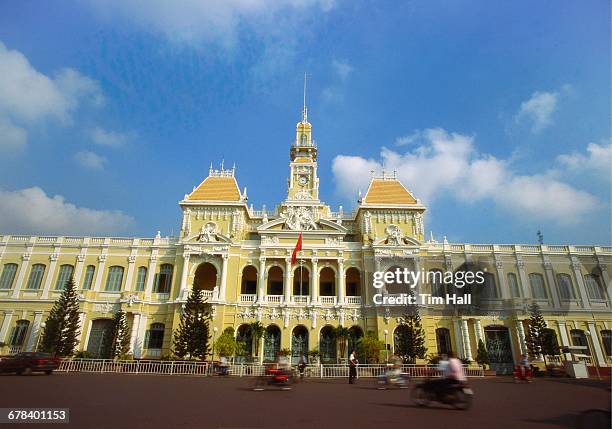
291 232 303 265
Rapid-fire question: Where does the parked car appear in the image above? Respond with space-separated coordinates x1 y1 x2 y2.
0 352 61 375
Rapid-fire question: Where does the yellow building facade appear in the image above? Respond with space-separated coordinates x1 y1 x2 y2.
0 108 611 372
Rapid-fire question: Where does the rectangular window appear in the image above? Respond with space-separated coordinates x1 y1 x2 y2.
82 266 95 290
507 273 520 297
26 264 45 290
584 275 605 300
135 267 147 292
0 264 18 289
105 266 124 292
55 265 74 290
529 273 548 299
556 274 576 300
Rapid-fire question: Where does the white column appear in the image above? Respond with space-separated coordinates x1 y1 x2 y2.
556 321 572 360
41 253 59 299
144 254 158 300
495 260 509 300
337 259 345 305
83 319 93 352
461 319 473 361
0 311 14 344
179 253 190 298
570 258 590 309
218 254 228 302
11 252 31 298
310 258 318 304
284 258 292 303
598 264 611 301
473 319 484 345
258 257 266 302
133 314 148 359
543 261 561 308
123 255 137 293
453 320 464 358
92 255 107 293
73 254 86 287
25 311 43 351
587 322 606 366
516 257 531 299
516 320 527 355
129 313 142 355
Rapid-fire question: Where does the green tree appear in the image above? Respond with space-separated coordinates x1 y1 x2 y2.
111 310 131 359
173 286 211 359
249 322 265 359
525 302 548 364
395 302 427 363
215 327 238 359
475 339 490 369
334 326 350 361
357 331 384 363
40 276 81 357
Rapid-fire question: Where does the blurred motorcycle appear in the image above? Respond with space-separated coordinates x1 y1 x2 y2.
411 378 473 410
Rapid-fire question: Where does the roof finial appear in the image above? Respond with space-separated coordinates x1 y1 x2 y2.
301 72 308 123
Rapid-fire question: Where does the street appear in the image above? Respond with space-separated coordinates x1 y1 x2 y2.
0 373 609 428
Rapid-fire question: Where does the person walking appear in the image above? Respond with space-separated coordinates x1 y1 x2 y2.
348 350 358 384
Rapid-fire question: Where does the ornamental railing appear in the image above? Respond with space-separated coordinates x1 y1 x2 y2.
56 360 484 378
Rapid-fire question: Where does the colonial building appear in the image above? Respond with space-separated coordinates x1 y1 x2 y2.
0 106 610 373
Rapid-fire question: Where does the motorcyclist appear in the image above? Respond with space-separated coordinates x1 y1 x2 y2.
297 354 307 379
386 354 402 383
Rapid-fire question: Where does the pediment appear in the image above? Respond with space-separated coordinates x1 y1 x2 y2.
257 217 348 234
182 231 232 244
373 235 421 246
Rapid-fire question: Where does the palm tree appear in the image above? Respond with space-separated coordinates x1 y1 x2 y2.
249 322 265 361
335 326 350 363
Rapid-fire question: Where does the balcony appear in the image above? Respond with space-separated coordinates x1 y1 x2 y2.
345 296 362 305
320 296 337 306
202 290 214 300
291 296 310 305
240 294 256 304
266 295 283 304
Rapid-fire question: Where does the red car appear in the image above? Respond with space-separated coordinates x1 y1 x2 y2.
0 352 61 375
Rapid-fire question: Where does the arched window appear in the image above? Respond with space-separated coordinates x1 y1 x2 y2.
266 266 283 296
0 263 18 289
482 273 498 299
556 273 575 300
242 265 258 295
319 267 335 296
507 273 520 297
436 328 452 355
584 274 606 300
193 263 217 291
55 264 74 290
105 266 124 292
429 269 445 298
26 264 46 290
135 267 147 292
345 268 361 296
9 320 30 346
293 266 309 296
601 330 612 357
570 329 590 356
155 264 173 293
529 273 548 299
319 326 337 363
82 265 95 290
145 323 165 349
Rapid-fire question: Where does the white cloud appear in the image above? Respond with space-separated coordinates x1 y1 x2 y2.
0 119 27 154
514 86 571 133
75 150 107 170
557 142 612 179
0 187 134 235
332 128 600 224
90 127 132 147
332 59 353 81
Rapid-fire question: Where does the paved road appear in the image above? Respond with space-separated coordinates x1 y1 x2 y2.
0 373 609 428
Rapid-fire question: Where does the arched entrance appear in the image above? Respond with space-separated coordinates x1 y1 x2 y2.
393 324 412 362
293 266 309 296
436 328 452 355
319 325 337 363
386 266 405 295
241 266 257 294
236 324 253 362
484 325 514 374
263 325 281 362
319 267 335 296
193 263 217 291
87 319 115 359
291 325 309 364
267 266 283 296
347 326 364 356
346 268 361 296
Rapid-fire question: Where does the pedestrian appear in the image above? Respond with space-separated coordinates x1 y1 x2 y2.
348 350 358 384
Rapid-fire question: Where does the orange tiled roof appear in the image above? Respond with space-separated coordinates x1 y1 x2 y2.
363 179 417 205
187 176 241 201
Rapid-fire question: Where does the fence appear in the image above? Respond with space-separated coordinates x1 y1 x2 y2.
57 359 484 378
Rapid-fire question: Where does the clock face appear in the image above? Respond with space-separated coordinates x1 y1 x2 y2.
298 176 309 186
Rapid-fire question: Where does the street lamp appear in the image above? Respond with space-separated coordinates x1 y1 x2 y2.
584 331 601 380
35 322 46 352
383 329 389 362
212 326 218 361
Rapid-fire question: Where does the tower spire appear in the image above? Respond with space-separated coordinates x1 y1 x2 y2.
301 72 308 123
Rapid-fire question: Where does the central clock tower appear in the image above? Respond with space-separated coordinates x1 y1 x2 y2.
287 102 319 202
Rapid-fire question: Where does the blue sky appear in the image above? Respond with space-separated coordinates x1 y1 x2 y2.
0 0 609 244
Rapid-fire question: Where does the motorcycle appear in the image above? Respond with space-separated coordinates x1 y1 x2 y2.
377 371 410 389
252 367 293 391
513 365 533 383
411 378 473 410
